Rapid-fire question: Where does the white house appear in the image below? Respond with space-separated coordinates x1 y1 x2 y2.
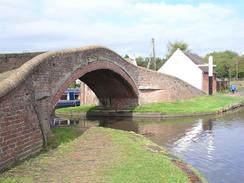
158 49 216 94
125 56 137 66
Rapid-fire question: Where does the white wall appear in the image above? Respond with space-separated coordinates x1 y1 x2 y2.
158 49 203 90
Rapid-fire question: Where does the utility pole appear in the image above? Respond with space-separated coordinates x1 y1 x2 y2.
152 38 156 70
147 38 156 70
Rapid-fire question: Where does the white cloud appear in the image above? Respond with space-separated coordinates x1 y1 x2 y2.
0 0 243 56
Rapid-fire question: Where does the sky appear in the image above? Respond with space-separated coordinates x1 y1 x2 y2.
1 0 244 57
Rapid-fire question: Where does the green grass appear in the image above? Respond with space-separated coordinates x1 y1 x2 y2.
56 95 244 115
55 104 97 113
0 178 17 183
132 95 244 114
100 128 191 183
47 127 83 148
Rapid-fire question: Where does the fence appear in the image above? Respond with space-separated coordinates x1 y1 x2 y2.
216 79 229 92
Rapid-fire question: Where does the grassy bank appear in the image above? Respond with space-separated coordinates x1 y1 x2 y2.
56 104 97 113
133 95 243 114
56 95 244 115
0 127 206 183
47 127 84 148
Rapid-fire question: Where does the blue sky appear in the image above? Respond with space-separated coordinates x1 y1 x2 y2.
1 0 244 57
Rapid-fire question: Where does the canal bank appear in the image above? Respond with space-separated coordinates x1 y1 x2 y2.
55 95 244 119
0 127 206 183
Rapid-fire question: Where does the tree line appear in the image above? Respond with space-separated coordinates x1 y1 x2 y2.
204 51 244 79
126 41 244 79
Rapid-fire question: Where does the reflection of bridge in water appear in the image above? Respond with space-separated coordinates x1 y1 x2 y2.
56 115 215 161
53 115 214 149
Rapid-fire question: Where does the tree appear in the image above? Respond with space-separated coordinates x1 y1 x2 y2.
136 56 147 68
136 56 165 71
124 54 129 59
204 51 239 79
235 55 244 78
166 41 190 59
156 57 166 70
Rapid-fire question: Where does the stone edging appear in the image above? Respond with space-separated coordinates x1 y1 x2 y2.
171 159 204 183
143 136 205 183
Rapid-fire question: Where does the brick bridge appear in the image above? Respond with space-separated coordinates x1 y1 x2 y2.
0 46 203 171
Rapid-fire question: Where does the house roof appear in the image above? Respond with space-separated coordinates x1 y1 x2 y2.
198 66 208 73
158 49 215 74
183 51 205 65
183 51 212 73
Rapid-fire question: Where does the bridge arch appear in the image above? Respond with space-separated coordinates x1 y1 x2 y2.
52 61 139 109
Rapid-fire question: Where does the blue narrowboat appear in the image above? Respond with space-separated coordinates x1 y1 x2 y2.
56 88 80 107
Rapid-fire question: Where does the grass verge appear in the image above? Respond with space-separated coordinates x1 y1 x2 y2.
0 127 205 183
56 104 97 113
56 95 244 115
47 127 83 149
132 95 244 114
100 128 194 183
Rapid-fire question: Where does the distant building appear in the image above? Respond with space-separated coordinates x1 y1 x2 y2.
158 49 216 94
125 57 137 66
79 82 98 105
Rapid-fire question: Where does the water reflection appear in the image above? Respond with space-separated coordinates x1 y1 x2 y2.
52 117 99 129
54 109 244 183
51 118 80 127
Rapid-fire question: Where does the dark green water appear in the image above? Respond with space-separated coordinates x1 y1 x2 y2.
54 109 244 183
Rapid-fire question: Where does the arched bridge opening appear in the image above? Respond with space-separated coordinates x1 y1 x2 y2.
51 61 139 110
80 69 138 108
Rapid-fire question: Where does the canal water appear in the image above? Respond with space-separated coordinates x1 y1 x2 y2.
54 109 244 183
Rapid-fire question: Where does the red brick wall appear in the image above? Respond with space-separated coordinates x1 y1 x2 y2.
0 84 43 171
137 68 204 104
79 82 98 105
202 73 217 94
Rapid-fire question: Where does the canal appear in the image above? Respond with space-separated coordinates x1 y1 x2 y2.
54 109 244 183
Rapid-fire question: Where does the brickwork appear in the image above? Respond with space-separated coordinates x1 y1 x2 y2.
202 73 217 94
0 83 43 171
0 46 204 171
137 67 204 104
79 82 98 105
